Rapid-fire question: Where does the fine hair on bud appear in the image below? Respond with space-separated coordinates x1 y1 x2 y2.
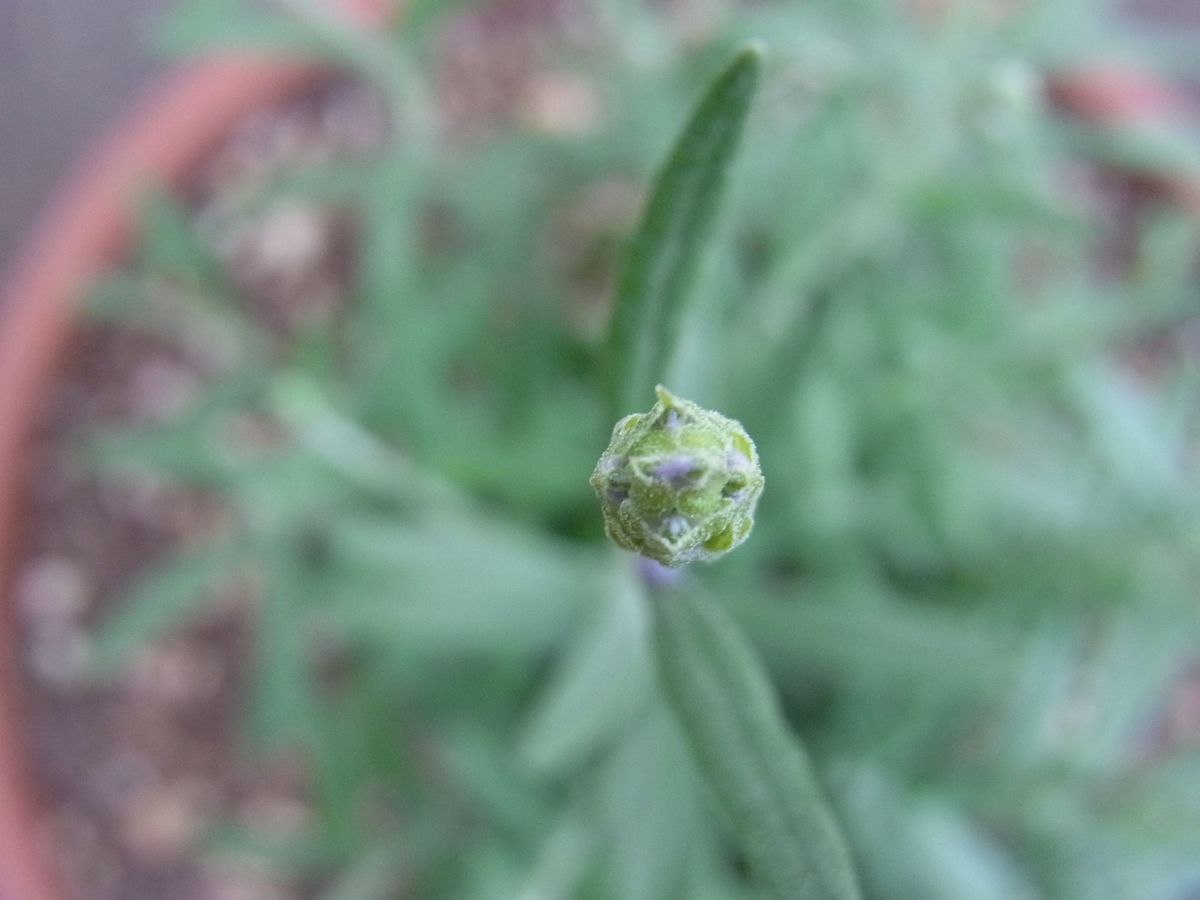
590 386 764 567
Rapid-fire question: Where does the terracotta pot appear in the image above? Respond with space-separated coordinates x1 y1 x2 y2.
0 6 391 899
0 13 1192 897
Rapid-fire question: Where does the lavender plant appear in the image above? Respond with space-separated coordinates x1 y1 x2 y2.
80 0 1200 898
593 46 857 898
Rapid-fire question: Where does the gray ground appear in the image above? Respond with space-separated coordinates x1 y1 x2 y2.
0 0 169 276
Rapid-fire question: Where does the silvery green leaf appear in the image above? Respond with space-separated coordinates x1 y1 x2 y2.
519 563 652 775
653 589 861 900
90 535 249 675
605 44 763 419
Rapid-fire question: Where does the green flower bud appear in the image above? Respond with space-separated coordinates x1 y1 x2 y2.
590 385 764 567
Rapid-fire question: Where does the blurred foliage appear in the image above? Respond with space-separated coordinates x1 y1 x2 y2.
85 0 1200 897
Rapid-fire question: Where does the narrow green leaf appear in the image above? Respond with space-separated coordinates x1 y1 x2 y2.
156 0 380 68
511 811 593 900
156 0 321 57
268 373 467 510
90 535 246 675
606 44 763 417
441 726 551 845
652 589 861 900
245 550 323 749
318 840 406 900
136 188 227 291
327 515 603 655
597 704 704 900
518 563 651 775
837 767 1033 900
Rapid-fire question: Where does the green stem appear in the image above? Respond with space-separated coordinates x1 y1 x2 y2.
651 584 861 900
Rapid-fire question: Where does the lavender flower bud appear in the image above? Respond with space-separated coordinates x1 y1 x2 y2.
590 385 764 567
